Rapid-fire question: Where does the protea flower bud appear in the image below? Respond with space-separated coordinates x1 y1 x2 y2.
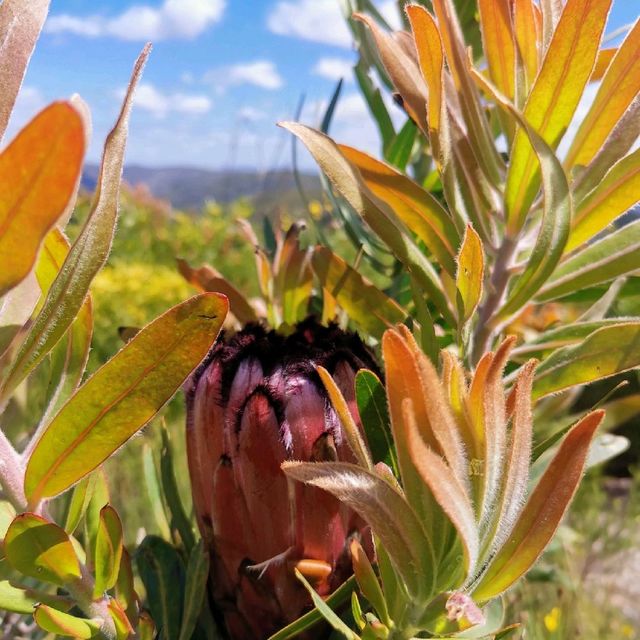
185 319 378 639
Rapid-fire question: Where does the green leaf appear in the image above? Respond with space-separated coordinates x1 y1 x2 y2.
532 322 640 400
143 443 172 540
312 246 406 339
386 119 417 171
539 220 640 301
136 536 185 640
586 433 629 469
4 513 81 586
0 0 50 140
280 122 454 324
0 46 149 403
295 569 359 640
64 475 94 535
160 425 196 553
24 293 228 503
34 604 100 638
178 540 210 640
355 370 398 476
0 580 37 614
93 505 124 598
267 577 356 640
350 539 390 626
456 224 484 323
0 101 85 298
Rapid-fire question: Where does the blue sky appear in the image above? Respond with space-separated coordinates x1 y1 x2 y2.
8 0 639 171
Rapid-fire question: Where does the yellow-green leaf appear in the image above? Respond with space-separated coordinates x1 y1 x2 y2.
311 246 405 338
568 146 640 251
513 0 541 92
0 102 85 297
473 411 603 600
4 513 81 586
456 225 484 323
532 322 640 400
24 293 228 503
505 0 612 230
566 19 640 168
339 145 459 276
0 580 37 614
93 505 124 598
34 604 100 638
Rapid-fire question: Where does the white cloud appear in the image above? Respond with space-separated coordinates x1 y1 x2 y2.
45 0 226 41
267 0 400 48
3 86 48 142
121 83 212 118
205 60 284 91
238 106 265 122
313 57 354 82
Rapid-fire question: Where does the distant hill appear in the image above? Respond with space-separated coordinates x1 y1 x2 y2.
82 165 322 211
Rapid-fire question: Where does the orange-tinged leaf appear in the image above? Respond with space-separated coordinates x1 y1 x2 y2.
0 0 50 141
513 0 541 89
406 5 444 135
456 225 484 323
479 0 516 100
354 13 428 132
473 410 604 601
403 398 478 579
34 604 100 638
568 146 640 251
24 293 228 503
590 47 616 82
176 257 258 324
108 598 135 640
350 539 390 626
566 19 640 168
93 505 124 598
4 513 81 586
0 102 85 297
339 144 459 275
505 0 612 230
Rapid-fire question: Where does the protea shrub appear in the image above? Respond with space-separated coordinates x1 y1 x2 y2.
185 318 379 639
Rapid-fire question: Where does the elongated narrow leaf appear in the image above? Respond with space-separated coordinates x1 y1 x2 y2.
456 225 484 323
295 570 359 640
473 411 604 600
350 539 390 625
64 475 94 535
177 258 257 324
355 370 398 476
136 536 185 640
4 513 81 586
280 122 454 324
505 0 611 230
566 19 640 168
0 0 50 141
538 220 640 300
93 505 124 598
532 322 640 399
283 461 434 599
479 0 516 100
339 145 459 275
34 604 100 638
473 73 571 320
513 0 541 91
568 147 640 251
0 47 150 402
115 549 138 625
0 102 85 297
312 247 405 338
317 365 372 469
24 293 228 503
354 13 428 132
178 540 209 640
267 577 356 640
